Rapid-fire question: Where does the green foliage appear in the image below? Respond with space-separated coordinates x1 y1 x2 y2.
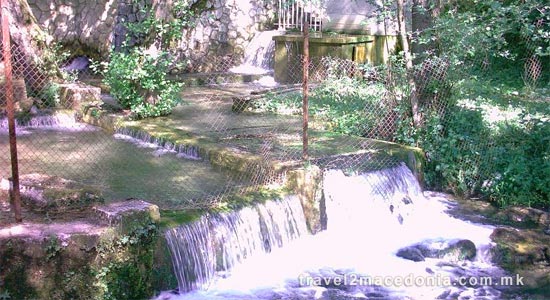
260 76 388 137
404 108 490 198
126 0 197 48
395 89 550 208
101 48 183 119
485 113 550 207
44 235 63 261
94 222 159 300
428 0 550 65
35 41 71 80
36 82 61 108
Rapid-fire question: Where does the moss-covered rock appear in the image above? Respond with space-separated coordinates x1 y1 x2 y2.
18 173 103 215
286 166 325 233
0 200 160 300
490 227 550 291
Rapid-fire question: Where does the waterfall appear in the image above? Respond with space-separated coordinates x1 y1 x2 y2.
165 195 308 292
160 163 507 300
0 112 96 133
114 127 203 160
229 30 280 75
323 163 425 231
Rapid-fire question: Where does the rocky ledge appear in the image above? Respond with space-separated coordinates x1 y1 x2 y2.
0 174 161 300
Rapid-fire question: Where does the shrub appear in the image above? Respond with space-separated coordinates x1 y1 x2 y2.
398 102 550 209
407 107 491 198
484 114 550 207
259 76 389 137
102 48 183 119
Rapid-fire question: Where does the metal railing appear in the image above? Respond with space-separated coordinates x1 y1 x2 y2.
276 0 323 32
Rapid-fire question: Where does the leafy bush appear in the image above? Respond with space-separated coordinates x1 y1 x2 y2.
259 77 389 137
485 114 550 207
102 48 183 119
413 108 491 198
31 82 61 108
397 101 550 209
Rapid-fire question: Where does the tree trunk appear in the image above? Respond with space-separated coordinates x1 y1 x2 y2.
397 0 422 128
1 0 56 92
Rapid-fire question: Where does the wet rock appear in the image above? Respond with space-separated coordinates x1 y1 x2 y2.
501 206 549 227
490 227 550 292
17 173 103 215
396 246 425 262
490 227 550 267
439 239 477 261
397 239 477 262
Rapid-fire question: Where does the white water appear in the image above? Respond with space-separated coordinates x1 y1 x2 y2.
165 196 308 292
114 127 202 160
229 30 280 76
158 163 509 300
0 113 97 134
228 30 280 88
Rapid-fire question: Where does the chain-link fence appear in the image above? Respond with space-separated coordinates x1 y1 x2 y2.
2 7 548 224
1 35 408 227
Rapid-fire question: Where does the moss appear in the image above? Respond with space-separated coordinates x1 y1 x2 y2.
220 187 287 211
0 208 160 300
93 221 159 300
159 209 204 229
189 0 211 14
0 240 38 300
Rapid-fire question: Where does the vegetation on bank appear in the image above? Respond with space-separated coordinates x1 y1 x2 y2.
259 0 549 209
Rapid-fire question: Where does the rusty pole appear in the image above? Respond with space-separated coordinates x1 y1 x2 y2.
302 23 309 163
1 0 22 223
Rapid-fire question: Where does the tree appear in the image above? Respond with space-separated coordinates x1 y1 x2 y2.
396 0 422 127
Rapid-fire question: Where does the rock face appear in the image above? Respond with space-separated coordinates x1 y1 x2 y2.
396 238 477 262
58 83 101 110
27 0 276 70
17 173 103 215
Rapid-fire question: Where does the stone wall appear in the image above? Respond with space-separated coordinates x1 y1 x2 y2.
176 0 276 72
27 0 276 68
27 0 118 59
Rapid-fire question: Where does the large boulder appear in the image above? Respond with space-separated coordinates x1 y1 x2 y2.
58 83 101 110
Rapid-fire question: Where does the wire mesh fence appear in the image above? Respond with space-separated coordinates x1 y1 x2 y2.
2 12 548 223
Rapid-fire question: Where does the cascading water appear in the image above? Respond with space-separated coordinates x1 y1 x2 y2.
229 30 279 75
228 30 281 87
114 127 203 160
158 163 513 300
165 196 308 292
0 112 96 134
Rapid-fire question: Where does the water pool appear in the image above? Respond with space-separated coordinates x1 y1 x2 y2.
1 125 244 209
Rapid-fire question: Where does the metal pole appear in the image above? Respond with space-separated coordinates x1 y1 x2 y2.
1 0 22 223
302 23 309 163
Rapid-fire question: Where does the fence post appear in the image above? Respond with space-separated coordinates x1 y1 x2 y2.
1 0 22 223
302 23 309 163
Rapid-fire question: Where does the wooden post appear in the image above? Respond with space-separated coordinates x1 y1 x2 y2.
302 23 309 163
2 0 22 223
